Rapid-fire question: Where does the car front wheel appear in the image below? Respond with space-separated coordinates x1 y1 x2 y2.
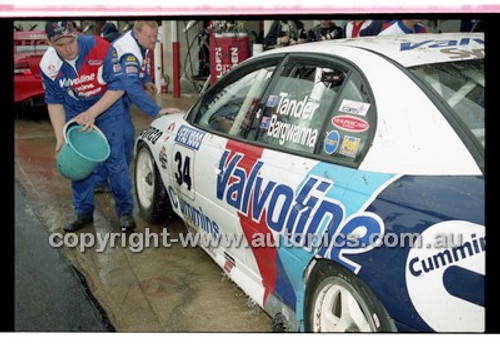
304 261 396 332
134 143 172 222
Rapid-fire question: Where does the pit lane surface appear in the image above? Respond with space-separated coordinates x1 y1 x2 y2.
14 94 272 332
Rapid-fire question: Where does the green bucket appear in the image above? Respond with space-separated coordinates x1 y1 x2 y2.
56 120 111 181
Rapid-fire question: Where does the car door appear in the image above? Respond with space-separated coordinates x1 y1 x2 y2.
183 57 282 302
240 54 387 314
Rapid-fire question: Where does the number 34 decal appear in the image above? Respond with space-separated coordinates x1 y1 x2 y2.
175 151 192 190
172 145 195 200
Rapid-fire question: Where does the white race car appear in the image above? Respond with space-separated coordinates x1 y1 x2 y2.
134 33 484 332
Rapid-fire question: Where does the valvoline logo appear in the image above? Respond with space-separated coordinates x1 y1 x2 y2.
216 148 385 273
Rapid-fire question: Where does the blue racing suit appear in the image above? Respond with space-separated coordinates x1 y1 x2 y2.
94 30 161 188
40 35 134 217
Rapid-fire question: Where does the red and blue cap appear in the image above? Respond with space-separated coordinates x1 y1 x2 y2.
45 21 77 43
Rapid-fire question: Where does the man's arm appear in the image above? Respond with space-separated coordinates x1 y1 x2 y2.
74 90 124 130
47 103 66 158
121 53 162 117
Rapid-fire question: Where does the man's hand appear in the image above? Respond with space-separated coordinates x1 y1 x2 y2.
158 107 182 116
279 35 290 45
144 82 158 95
54 138 64 159
74 109 97 131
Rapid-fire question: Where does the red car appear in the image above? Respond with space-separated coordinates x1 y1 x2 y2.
14 30 48 107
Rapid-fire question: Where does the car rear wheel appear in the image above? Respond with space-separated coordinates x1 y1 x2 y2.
134 143 172 222
304 261 396 332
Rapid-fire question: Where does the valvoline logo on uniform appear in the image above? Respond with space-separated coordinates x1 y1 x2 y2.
332 115 369 133
324 130 340 154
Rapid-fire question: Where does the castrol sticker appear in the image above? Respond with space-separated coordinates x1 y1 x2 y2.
331 115 369 133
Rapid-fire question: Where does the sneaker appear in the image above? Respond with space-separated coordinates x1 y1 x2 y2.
119 214 136 231
64 214 93 232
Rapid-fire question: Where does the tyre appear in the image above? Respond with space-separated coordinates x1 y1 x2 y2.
304 261 396 332
134 143 172 222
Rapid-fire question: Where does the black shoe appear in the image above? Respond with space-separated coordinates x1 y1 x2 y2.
119 215 136 231
94 186 111 194
64 214 93 232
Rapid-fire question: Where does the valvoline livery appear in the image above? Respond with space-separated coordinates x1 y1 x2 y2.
216 149 386 266
134 33 485 333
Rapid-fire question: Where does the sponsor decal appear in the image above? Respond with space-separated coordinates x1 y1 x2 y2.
223 253 236 274
126 55 137 62
87 59 103 66
260 116 271 130
159 146 168 169
166 122 176 133
266 94 279 107
338 99 370 117
324 130 340 155
406 221 485 332
163 122 176 141
113 63 122 73
440 48 484 60
267 115 318 148
174 125 205 150
216 149 384 273
265 92 322 147
139 126 163 145
339 135 361 158
332 115 369 133
59 73 96 88
168 185 220 239
275 92 320 120
126 66 138 74
48 64 56 73
58 72 106 98
400 37 484 51
223 260 235 274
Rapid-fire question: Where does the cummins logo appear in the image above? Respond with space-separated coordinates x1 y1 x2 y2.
405 220 485 332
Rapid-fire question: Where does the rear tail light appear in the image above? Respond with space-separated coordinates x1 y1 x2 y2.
14 62 33 75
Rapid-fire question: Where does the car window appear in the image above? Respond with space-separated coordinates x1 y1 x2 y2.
317 73 375 164
253 62 347 155
409 60 485 150
193 65 276 137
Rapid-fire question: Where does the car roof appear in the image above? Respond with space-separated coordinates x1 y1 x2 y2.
259 32 484 67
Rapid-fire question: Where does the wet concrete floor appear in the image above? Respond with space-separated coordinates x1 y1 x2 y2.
15 181 113 331
14 93 273 332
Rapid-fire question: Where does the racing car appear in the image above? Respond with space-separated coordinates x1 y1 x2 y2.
14 30 48 108
134 33 485 332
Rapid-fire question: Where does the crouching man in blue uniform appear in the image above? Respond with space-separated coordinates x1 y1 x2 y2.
94 20 181 192
40 20 136 232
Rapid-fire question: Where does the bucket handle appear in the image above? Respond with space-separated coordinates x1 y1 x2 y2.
63 118 107 144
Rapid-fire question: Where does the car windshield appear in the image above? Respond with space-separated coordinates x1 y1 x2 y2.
409 60 485 150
